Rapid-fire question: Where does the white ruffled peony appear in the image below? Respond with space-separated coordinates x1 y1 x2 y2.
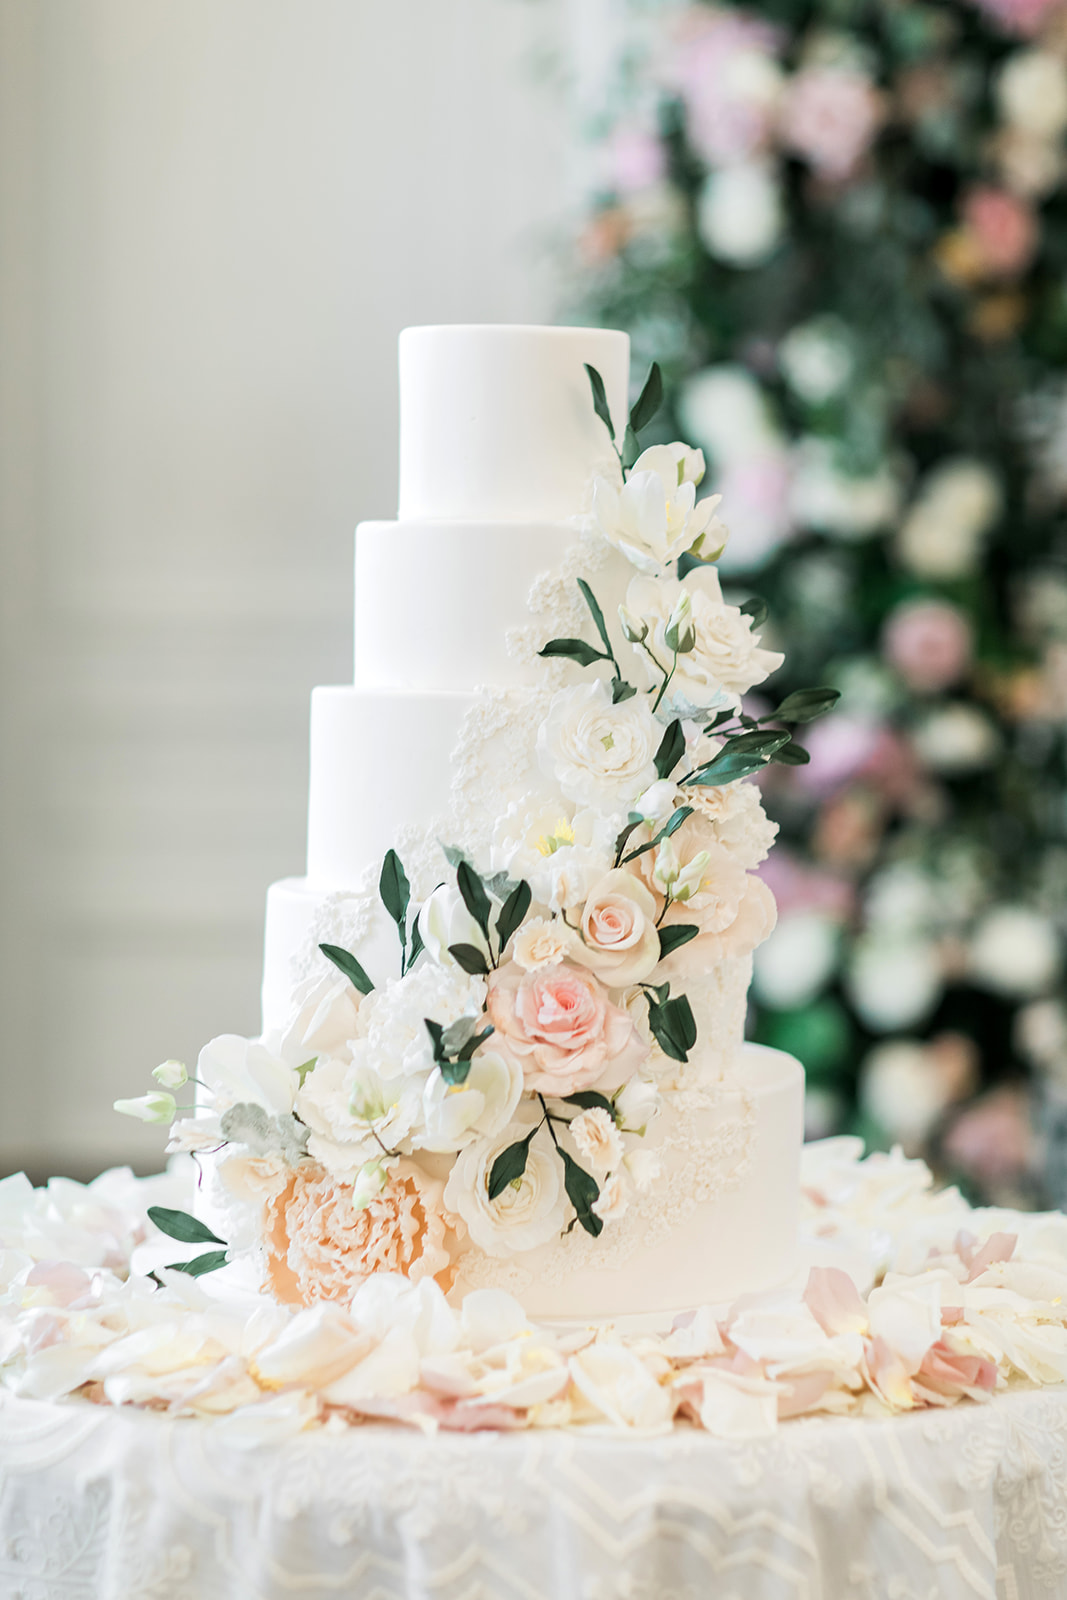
419 1049 524 1154
537 680 660 810
443 1126 567 1257
687 780 779 868
624 567 783 711
591 444 727 575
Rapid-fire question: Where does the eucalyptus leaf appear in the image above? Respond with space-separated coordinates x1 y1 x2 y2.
629 360 664 434
485 869 521 901
704 709 735 733
456 859 492 938
719 730 792 758
496 879 532 952
660 804 693 838
771 687 841 724
487 1128 537 1201
166 1249 229 1278
658 924 699 960
448 942 490 976
740 596 769 628
147 1206 226 1247
584 363 615 442
218 1102 274 1154
685 752 772 787
561 1151 603 1238
654 718 685 781
379 850 410 935
441 1014 482 1058
319 942 374 996
537 637 608 669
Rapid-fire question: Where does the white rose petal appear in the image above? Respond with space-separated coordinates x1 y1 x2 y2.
273 968 363 1066
569 1341 673 1431
624 1147 662 1192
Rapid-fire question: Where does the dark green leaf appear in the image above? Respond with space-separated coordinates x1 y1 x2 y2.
771 687 841 724
584 363 615 443
440 1057 473 1087
319 942 374 996
704 709 735 733
166 1249 229 1278
685 752 773 786
448 942 490 976
379 850 410 934
772 741 811 765
629 361 663 435
148 1206 226 1247
644 981 670 1004
487 1128 537 1201
562 1090 615 1114
424 1017 446 1064
740 596 769 628
441 1015 494 1061
720 730 792 757
613 819 643 862
407 918 425 967
648 993 698 1063
658 924 699 960
561 1152 603 1238
611 678 637 703
537 637 607 669
654 718 685 781
577 578 613 659
660 804 693 839
496 879 532 952
456 859 492 939
621 423 641 471
457 1024 494 1062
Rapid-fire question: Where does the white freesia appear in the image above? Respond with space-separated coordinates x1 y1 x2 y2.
152 1060 188 1090
570 1108 624 1173
417 881 490 969
970 906 1061 999
651 837 712 904
197 1033 298 1117
697 162 782 266
511 916 574 971
114 1092 177 1124
591 444 727 574
625 567 783 710
624 1147 662 1192
538 680 660 810
614 1076 661 1133
420 1049 523 1153
444 1127 566 1257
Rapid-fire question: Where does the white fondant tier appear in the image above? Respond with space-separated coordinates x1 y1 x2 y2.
397 325 629 523
446 1044 805 1322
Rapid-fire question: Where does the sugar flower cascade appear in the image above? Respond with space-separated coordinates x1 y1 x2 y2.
115 361 837 1303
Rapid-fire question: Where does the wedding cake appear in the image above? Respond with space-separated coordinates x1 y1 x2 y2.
122 324 813 1324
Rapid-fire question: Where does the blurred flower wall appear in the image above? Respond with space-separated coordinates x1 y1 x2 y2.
571 0 1067 1206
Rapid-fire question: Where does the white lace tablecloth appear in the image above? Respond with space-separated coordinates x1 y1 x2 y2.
2 1385 1066 1600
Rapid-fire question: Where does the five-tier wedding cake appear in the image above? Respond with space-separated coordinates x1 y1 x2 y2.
125 324 810 1324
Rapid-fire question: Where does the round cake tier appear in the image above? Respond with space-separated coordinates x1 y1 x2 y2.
398 325 629 523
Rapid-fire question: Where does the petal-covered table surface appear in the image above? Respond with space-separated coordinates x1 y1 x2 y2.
3 1138 1067 1599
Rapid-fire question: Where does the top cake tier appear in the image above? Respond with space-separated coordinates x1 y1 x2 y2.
397 325 630 523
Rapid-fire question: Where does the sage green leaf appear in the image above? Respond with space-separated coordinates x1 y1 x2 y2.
621 422 641 470
584 362 615 442
487 1129 537 1201
537 637 607 669
561 1152 603 1238
485 868 521 900
658 924 699 959
448 942 490 976
772 687 841 724
319 942 374 996
379 850 410 934
456 859 492 938
496 879 532 952
654 718 685 781
773 740 811 765
611 678 637 703
562 1090 615 1115
424 1017 446 1064
296 1057 317 1087
166 1249 229 1278
740 596 769 628
148 1206 226 1247
629 361 663 434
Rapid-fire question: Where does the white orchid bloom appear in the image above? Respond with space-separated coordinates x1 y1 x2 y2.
592 443 726 575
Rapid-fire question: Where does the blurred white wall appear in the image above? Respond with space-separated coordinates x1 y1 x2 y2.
0 0 572 1178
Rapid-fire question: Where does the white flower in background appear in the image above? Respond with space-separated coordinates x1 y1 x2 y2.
697 161 783 266
114 1091 177 1124
779 317 855 404
1016 998 1067 1073
591 444 726 574
152 1059 188 1090
614 1075 662 1133
859 1041 955 1149
790 437 899 538
912 704 1000 774
197 1033 298 1116
624 567 783 709
624 1147 662 1191
846 938 942 1032
420 1049 523 1153
570 1107 624 1173
997 50 1067 139
444 1127 567 1256
592 1172 630 1224
753 911 840 1009
896 459 1002 579
511 916 575 971
570 869 661 987
687 781 778 868
273 968 363 1066
680 365 783 464
417 881 489 969
970 906 1061 998
537 680 660 810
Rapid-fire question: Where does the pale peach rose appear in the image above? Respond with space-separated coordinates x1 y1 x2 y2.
487 962 647 1097
571 870 661 987
570 1107 624 1172
264 1160 456 1308
511 916 575 971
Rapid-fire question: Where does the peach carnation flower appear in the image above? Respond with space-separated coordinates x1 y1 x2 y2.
264 1160 456 1308
487 961 647 1097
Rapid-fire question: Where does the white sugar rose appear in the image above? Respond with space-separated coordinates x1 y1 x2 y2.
444 1127 567 1256
511 916 575 971
571 869 661 987
625 567 783 711
419 1048 524 1153
418 881 490 969
538 680 660 810
591 444 727 575
570 1106 624 1173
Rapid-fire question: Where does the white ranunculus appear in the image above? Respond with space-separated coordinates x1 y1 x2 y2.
697 162 782 266
997 50 1067 139
614 1076 661 1134
511 916 575 971
790 437 899 539
197 1033 298 1117
537 680 660 810
444 1126 567 1257
417 882 490 970
753 912 840 1010
114 1091 177 1124
152 1059 188 1090
591 444 726 574
896 459 1002 579
679 366 783 465
419 1049 523 1154
570 1107 624 1173
970 907 1061 998
779 317 854 404
625 567 783 709
273 968 364 1066
846 938 942 1032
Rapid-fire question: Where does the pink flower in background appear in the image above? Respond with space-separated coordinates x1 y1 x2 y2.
757 849 855 920
963 186 1038 277
791 713 883 794
780 66 882 181
882 598 974 693
968 0 1062 35
717 450 796 570
607 124 668 194
667 9 783 166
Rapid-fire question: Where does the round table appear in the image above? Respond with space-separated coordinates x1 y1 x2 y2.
2 1384 1066 1600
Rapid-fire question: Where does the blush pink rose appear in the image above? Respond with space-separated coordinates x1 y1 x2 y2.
964 186 1038 277
968 0 1060 36
882 597 973 693
780 66 882 181
487 961 647 1096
